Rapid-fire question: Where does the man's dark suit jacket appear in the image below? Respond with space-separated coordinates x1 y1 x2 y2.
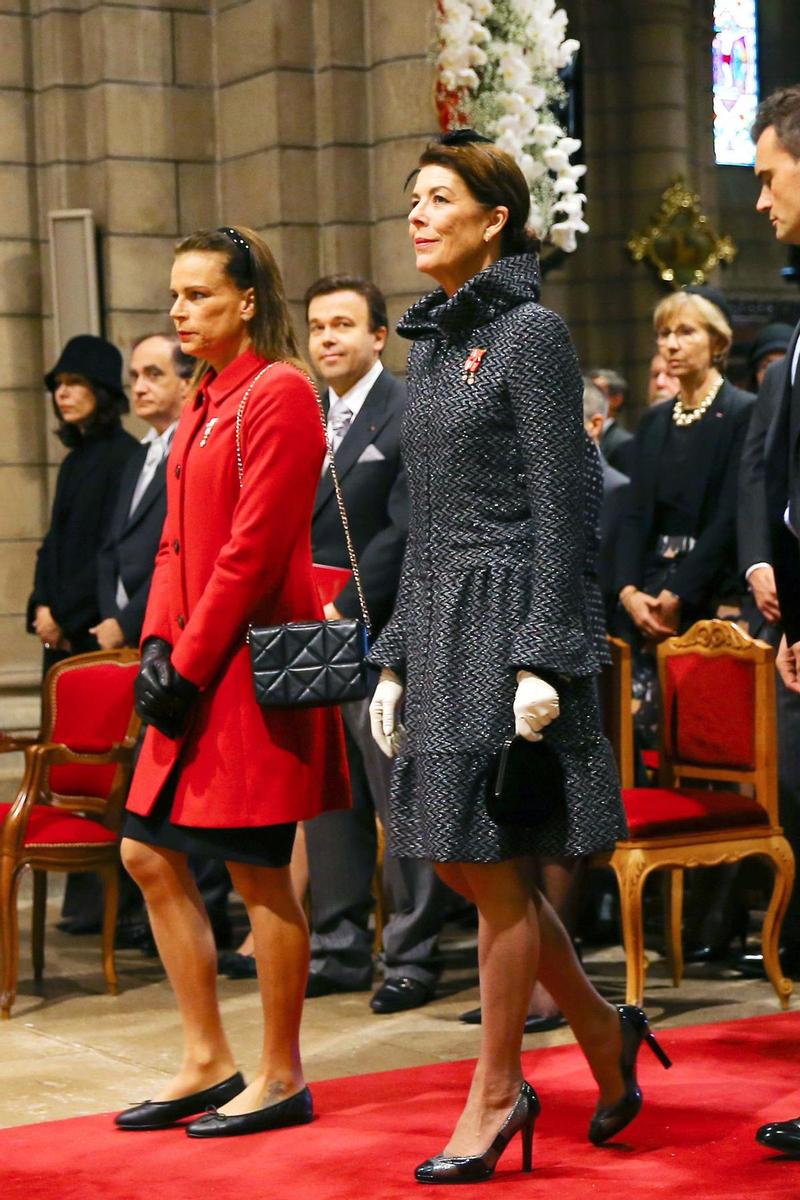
764 323 800 645
738 358 785 578
97 441 169 645
599 454 629 622
615 380 754 609
600 419 635 475
313 367 408 637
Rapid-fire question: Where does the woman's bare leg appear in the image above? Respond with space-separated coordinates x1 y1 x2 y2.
290 822 309 902
228 826 309 961
433 857 625 1157
216 859 309 1115
527 856 584 1019
121 837 237 1099
433 859 537 1156
531 886 624 1104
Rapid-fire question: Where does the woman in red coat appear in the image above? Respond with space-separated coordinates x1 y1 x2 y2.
116 226 350 1138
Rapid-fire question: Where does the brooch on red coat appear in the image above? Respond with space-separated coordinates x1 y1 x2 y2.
199 417 218 447
462 347 487 385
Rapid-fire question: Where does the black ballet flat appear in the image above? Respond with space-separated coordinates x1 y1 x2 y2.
415 1081 540 1183
756 1116 800 1154
115 1072 245 1130
186 1085 313 1138
588 1005 672 1146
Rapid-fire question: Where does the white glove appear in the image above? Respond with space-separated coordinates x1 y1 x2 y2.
513 671 560 742
369 670 405 758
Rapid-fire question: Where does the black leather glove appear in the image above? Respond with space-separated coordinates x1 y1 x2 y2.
135 638 173 722
135 638 197 739
165 667 200 739
140 636 172 669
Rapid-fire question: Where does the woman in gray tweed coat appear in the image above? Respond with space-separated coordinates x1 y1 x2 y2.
368 134 669 1184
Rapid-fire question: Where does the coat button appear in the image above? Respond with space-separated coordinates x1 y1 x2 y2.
175 463 181 478
177 614 185 629
173 539 180 554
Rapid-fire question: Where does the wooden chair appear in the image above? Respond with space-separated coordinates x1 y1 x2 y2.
595 620 795 1009
0 648 141 1018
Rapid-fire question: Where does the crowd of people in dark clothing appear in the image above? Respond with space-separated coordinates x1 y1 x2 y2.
16 80 800 1173
29 275 800 1021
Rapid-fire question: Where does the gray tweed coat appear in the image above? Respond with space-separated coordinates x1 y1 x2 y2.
369 253 625 863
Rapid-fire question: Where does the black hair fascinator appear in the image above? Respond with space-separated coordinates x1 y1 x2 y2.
438 128 494 147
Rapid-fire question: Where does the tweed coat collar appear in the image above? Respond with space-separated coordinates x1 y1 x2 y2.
397 252 541 340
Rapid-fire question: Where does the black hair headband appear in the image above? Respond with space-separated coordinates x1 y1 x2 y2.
217 226 254 281
217 226 251 255
404 127 496 189
437 128 494 147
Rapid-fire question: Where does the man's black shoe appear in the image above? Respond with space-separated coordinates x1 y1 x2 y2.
732 946 800 980
56 918 102 936
305 973 370 998
223 953 258 980
682 943 731 965
756 1116 800 1154
115 923 158 956
370 977 434 1013
459 1005 566 1033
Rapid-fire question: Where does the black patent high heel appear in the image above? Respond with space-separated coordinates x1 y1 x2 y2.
415 1081 540 1184
588 1005 672 1146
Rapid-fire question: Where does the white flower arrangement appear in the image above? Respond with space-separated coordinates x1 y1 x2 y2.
435 0 588 252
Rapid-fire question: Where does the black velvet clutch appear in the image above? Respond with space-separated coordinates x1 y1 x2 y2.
487 735 564 826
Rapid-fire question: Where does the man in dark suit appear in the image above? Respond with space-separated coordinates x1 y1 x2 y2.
302 274 451 1013
749 84 800 1157
737 358 800 980
583 377 630 624
87 334 230 951
93 333 192 649
590 367 635 474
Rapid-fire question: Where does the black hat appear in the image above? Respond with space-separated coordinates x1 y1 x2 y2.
44 335 128 412
682 283 733 329
748 322 794 369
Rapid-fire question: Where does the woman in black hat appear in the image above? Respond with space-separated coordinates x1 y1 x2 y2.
28 334 139 673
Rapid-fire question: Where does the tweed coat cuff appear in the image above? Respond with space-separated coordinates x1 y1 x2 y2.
510 625 597 679
367 631 406 678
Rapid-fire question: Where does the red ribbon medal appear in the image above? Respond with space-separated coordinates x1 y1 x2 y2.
462 347 487 386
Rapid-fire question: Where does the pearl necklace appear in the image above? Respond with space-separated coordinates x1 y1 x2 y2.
672 376 724 427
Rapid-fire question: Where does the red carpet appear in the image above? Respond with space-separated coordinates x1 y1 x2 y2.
3 1012 800 1199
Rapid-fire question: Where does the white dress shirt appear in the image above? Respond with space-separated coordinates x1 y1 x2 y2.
326 360 383 446
322 359 383 471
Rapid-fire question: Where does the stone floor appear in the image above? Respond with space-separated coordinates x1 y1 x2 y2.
1 873 792 1130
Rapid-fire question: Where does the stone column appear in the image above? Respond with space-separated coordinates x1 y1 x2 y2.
0 5 46 753
364 0 435 375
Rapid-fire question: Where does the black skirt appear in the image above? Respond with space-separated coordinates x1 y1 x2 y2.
122 769 297 868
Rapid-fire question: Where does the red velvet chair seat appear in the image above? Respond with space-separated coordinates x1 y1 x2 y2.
641 749 660 773
622 787 769 838
0 802 117 846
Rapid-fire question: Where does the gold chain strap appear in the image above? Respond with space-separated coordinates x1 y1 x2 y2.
234 363 371 637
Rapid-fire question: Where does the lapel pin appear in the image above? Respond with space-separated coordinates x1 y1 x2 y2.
199 417 218 447
462 347 487 385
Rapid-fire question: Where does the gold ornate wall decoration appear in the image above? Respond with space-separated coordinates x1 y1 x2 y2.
626 178 737 288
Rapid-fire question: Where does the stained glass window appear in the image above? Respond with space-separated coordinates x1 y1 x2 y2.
713 1 759 166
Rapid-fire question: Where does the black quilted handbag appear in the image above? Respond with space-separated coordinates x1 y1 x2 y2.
235 365 371 710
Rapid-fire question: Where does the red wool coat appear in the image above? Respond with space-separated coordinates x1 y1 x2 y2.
126 349 351 828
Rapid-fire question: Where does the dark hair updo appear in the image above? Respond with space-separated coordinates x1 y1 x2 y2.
413 134 541 258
